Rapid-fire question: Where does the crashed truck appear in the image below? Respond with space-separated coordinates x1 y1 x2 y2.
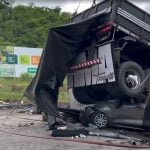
25 0 150 129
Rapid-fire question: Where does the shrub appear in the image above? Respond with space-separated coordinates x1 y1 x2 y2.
19 73 32 82
11 84 24 91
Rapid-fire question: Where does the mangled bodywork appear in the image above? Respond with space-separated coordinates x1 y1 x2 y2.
25 0 150 127
25 12 109 117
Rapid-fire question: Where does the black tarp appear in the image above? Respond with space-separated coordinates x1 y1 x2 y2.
25 12 109 118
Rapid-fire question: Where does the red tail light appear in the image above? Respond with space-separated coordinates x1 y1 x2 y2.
96 25 111 36
101 26 111 33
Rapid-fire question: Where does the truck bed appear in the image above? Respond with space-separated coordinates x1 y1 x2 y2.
72 0 150 45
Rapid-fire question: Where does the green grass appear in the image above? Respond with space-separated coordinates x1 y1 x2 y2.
0 76 69 103
58 78 69 104
0 77 31 102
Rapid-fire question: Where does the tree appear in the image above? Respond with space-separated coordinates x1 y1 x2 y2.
53 6 61 13
0 37 12 46
0 0 11 9
0 5 71 47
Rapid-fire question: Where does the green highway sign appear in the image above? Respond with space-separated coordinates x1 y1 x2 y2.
28 68 37 73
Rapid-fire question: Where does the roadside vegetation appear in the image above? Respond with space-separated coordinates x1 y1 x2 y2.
0 74 32 102
0 74 69 103
0 0 71 47
0 1 70 103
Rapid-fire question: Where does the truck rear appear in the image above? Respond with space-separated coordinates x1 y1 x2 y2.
25 0 150 129
67 0 150 106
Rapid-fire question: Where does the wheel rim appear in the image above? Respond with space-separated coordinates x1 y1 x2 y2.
125 69 141 90
94 113 108 128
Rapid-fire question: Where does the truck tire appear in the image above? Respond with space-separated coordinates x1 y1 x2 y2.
73 86 108 104
117 61 146 97
144 69 150 91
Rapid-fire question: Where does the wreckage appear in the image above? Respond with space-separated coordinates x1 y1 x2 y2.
25 0 150 129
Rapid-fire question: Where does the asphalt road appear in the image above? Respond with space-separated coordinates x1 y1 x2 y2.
0 104 150 150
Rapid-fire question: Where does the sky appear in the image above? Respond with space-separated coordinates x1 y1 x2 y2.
13 0 94 13
12 0 150 13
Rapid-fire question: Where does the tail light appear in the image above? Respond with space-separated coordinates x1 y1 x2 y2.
96 25 112 37
96 21 114 36
101 26 111 33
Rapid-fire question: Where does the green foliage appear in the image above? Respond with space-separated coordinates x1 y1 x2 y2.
0 77 28 101
0 2 71 48
0 77 68 103
0 1 70 102
58 78 69 104
0 37 12 46
19 73 32 82
0 0 11 9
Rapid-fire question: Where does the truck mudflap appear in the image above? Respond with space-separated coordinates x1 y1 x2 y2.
67 43 115 88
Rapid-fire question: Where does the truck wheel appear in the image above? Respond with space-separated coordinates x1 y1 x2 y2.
117 61 145 97
91 111 108 128
144 69 150 91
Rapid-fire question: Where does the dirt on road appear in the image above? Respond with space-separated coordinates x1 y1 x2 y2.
0 103 150 150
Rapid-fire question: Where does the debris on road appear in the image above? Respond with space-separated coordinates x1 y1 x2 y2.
0 103 150 149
